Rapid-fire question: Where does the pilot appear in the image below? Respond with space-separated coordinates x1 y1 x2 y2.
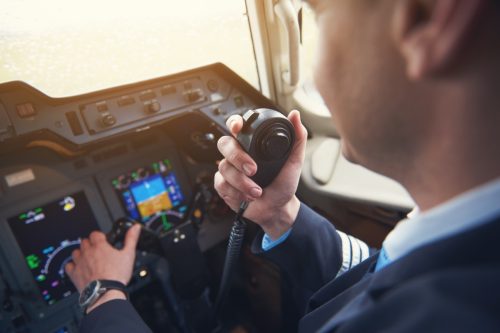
66 0 500 332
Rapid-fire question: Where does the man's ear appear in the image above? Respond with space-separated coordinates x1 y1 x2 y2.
392 0 487 80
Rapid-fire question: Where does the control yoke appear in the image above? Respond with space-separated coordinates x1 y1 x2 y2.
107 217 162 255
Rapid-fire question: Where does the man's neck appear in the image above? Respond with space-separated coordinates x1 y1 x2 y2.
402 113 500 212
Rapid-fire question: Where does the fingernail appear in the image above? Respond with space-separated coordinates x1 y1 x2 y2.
243 163 255 176
250 187 262 198
227 116 238 129
217 136 228 147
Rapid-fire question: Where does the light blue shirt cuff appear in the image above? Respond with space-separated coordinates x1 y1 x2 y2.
262 228 293 251
374 246 391 271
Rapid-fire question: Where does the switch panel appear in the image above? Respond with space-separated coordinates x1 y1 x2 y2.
0 63 278 147
80 76 207 134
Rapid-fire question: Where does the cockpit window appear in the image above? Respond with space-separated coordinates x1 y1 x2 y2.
0 0 259 97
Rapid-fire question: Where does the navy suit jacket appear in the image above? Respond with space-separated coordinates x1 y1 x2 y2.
81 204 500 332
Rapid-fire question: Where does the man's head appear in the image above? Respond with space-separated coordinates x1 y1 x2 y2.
310 0 500 208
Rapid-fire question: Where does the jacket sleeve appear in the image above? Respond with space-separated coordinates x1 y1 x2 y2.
80 299 152 333
250 203 345 316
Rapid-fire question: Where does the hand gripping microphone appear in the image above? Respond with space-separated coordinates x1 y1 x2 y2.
214 108 295 316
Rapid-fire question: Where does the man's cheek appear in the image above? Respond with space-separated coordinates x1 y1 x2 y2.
314 44 339 112
313 38 331 95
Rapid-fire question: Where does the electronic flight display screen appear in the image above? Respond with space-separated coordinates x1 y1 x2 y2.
112 159 187 232
7 191 100 306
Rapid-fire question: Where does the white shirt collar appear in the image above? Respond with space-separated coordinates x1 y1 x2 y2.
383 177 500 262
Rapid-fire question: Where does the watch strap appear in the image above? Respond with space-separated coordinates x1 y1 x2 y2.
98 279 129 300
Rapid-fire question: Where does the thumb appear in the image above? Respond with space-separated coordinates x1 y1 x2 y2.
226 115 244 137
287 110 308 165
123 224 141 253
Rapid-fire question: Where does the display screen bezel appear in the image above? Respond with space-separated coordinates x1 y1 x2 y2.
0 179 111 315
7 191 100 306
95 148 192 233
112 159 187 231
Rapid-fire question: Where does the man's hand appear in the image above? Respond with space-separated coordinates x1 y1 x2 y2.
65 224 141 312
214 110 307 240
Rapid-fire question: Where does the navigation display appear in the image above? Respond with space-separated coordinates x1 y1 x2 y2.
7 191 100 306
112 159 187 232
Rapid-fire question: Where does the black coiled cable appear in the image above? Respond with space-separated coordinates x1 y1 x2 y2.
213 201 249 316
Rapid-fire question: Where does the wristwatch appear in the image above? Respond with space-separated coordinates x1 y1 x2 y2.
78 279 128 311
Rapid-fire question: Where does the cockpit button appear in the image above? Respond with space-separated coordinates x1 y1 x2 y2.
16 103 37 118
207 79 219 92
117 96 135 107
139 90 156 101
96 102 108 112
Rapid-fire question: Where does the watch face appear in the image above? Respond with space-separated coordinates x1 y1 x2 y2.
79 280 100 308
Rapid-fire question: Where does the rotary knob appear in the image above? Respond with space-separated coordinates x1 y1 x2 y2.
145 100 161 114
184 89 203 103
101 114 116 127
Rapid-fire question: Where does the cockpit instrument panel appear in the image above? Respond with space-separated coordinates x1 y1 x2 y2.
0 63 281 332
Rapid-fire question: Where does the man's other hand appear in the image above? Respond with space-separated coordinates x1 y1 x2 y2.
214 110 307 240
65 224 141 311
